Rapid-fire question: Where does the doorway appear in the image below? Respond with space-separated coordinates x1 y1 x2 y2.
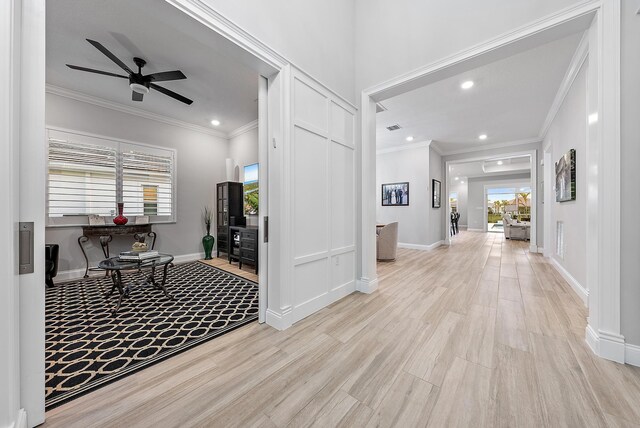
8 0 281 421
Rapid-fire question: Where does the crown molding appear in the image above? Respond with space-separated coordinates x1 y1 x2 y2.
228 119 258 139
538 30 589 139
429 142 444 156
376 140 431 155
46 84 229 139
439 138 542 157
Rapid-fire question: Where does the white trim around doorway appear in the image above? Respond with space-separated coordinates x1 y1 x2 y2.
359 0 623 365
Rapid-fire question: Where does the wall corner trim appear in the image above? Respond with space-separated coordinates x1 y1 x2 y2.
14 409 28 428
549 256 588 306
598 330 626 364
266 307 293 331
356 277 378 294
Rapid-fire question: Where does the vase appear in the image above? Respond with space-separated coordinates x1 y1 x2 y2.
202 225 214 260
113 202 128 225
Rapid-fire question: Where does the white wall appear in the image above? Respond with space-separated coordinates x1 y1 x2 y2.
45 92 230 275
354 0 583 93
466 173 531 231
449 180 468 227
376 144 444 248
229 124 259 226
620 0 640 347
543 64 587 290
201 0 356 103
428 147 444 244
376 146 429 246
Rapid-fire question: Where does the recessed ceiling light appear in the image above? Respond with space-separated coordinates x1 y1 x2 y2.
479 134 487 140
497 160 503 165
461 80 474 90
406 136 414 142
454 176 459 180
211 119 221 126
460 181 465 184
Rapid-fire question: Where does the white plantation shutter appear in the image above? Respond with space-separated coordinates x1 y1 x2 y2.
46 129 176 225
47 139 117 217
122 149 174 217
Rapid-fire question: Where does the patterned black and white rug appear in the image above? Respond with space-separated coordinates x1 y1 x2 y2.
45 261 258 409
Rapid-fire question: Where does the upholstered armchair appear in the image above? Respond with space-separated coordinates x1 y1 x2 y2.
502 214 530 241
376 222 399 261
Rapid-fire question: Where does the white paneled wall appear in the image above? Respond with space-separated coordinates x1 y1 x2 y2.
290 69 356 323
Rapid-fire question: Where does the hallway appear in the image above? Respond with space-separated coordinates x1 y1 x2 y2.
44 232 640 427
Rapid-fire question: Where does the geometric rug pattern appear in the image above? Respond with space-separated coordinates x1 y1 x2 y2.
45 261 258 409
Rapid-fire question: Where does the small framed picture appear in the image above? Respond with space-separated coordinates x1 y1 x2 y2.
88 214 105 226
432 179 441 208
381 182 409 206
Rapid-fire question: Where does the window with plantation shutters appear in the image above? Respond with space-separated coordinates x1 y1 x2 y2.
47 139 117 217
122 149 173 217
46 129 176 226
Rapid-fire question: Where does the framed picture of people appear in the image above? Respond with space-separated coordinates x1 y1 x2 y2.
432 179 442 208
381 182 409 206
555 149 576 202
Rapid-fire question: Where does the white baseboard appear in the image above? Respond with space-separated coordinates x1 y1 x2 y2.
585 325 630 365
586 324 599 355
397 240 443 251
467 228 484 232
356 277 378 294
625 343 640 367
11 409 27 428
599 330 626 364
56 252 205 282
266 306 292 331
458 224 468 229
549 257 588 307
535 246 544 254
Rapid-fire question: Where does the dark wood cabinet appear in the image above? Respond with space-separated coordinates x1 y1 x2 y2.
230 225 258 274
216 181 244 258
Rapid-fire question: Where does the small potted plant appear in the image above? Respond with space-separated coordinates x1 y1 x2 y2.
202 206 214 260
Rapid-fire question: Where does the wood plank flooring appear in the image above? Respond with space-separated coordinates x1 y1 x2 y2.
44 232 640 427
200 256 258 283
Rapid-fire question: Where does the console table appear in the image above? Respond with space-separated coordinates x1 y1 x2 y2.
78 224 157 278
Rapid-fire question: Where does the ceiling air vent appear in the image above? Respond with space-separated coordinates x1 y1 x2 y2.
386 124 401 131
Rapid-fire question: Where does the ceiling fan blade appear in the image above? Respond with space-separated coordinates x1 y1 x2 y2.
86 39 133 74
147 70 186 82
132 91 144 102
66 64 129 79
150 83 193 105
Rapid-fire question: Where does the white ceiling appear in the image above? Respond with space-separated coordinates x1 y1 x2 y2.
46 0 275 134
375 32 584 152
449 155 531 179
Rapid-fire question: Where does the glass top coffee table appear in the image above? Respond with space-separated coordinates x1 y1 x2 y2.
98 254 174 315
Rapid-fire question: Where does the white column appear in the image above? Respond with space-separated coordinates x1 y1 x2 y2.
358 93 378 293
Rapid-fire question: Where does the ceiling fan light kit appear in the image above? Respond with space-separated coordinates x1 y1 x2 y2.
66 39 193 105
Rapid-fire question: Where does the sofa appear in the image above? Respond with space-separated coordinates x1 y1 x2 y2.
376 222 399 261
502 214 530 241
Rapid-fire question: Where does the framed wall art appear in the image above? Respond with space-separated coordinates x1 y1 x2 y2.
381 182 409 206
432 179 441 208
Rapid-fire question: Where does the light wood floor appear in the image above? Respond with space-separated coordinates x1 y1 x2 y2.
44 232 640 427
200 256 258 283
